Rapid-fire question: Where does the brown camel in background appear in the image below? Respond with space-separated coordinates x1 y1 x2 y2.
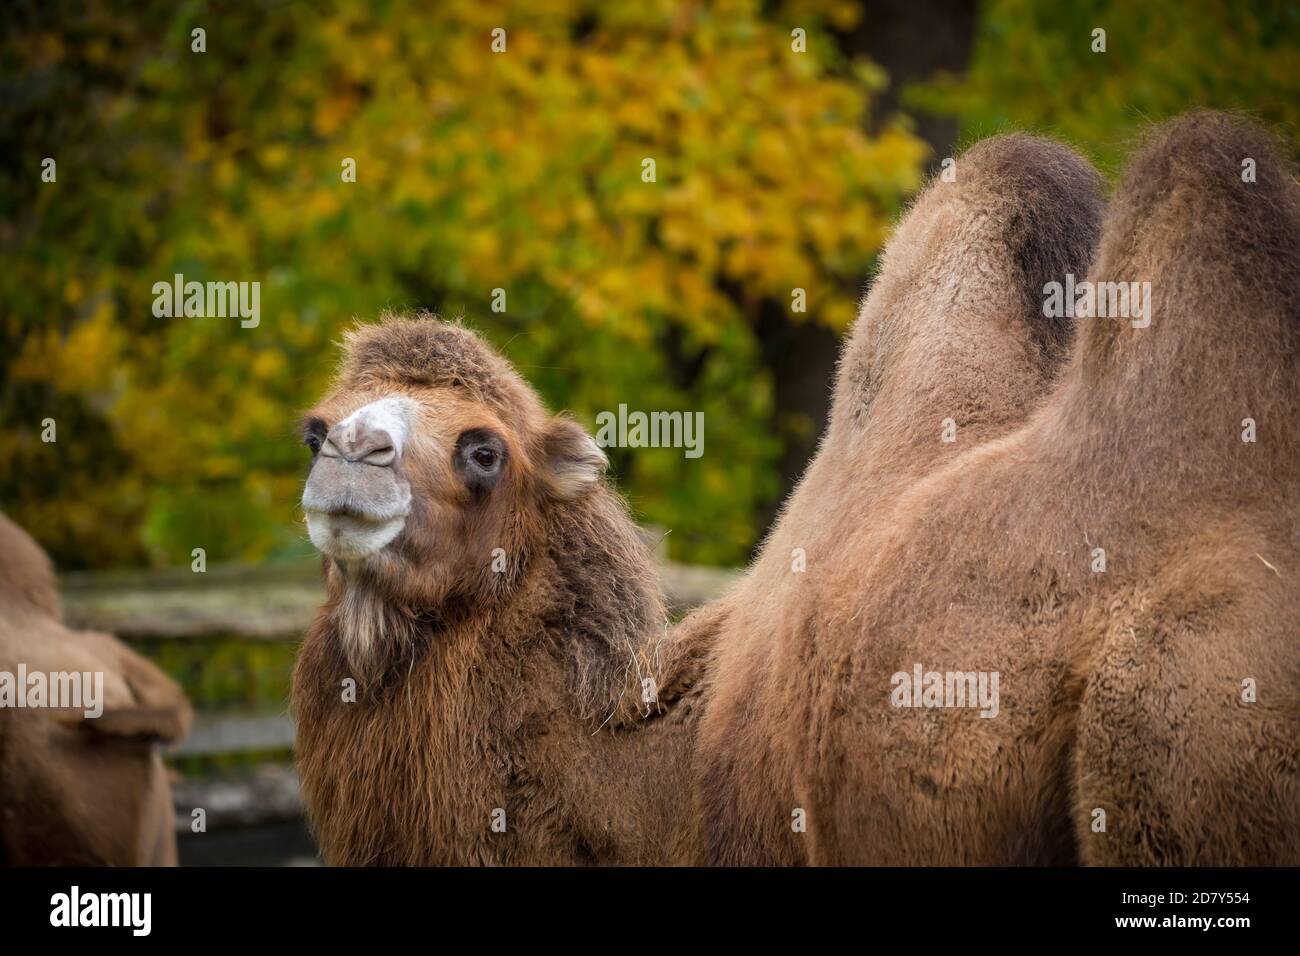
0 512 191 865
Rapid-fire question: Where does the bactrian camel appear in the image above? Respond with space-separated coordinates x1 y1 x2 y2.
293 113 1298 865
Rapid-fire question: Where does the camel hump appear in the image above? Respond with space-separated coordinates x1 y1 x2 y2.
0 512 62 620
1080 112 1300 375
952 133 1107 355
953 131 1105 225
833 132 1102 430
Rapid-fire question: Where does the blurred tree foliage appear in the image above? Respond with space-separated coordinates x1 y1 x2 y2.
0 0 924 569
909 0 1300 172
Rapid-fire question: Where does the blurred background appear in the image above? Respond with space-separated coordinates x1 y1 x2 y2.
2 0 1297 863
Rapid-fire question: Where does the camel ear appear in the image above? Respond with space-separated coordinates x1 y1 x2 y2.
540 416 608 499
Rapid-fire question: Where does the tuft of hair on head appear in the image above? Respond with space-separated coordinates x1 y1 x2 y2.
538 415 609 500
336 310 545 422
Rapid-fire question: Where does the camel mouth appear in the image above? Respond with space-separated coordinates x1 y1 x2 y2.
301 452 413 561
303 507 409 561
319 504 400 521
301 497 411 524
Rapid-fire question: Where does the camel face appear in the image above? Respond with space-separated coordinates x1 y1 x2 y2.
296 316 613 683
300 380 530 587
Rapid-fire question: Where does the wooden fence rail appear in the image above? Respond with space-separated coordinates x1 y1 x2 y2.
61 558 740 641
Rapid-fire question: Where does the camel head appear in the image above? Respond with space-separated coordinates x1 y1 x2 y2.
300 314 610 651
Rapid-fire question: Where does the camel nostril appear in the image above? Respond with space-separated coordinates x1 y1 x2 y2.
325 422 397 465
360 446 395 467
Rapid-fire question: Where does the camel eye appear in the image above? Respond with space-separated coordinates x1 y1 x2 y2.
455 428 506 493
302 417 327 456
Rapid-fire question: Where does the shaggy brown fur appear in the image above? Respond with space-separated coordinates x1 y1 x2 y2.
779 112 1300 864
686 133 1105 863
0 512 191 865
